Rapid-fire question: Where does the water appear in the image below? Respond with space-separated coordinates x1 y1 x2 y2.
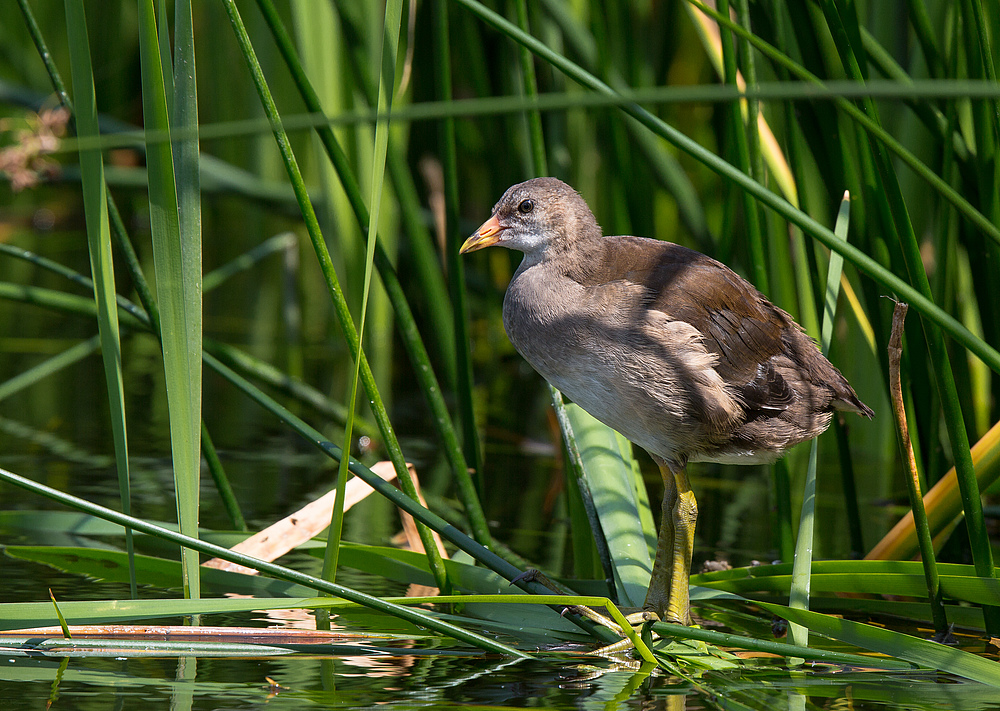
2 464 997 711
0 276 990 709
4 645 1000 710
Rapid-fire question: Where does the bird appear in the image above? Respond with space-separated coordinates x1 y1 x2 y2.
460 177 873 625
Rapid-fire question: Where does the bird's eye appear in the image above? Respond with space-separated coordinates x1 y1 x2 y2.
517 199 534 214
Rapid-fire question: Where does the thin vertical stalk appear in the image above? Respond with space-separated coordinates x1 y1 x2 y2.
201 423 246 531
788 192 851 647
155 1 174 112
18 0 71 109
788 445 819 649
220 0 450 592
833 416 864 558
326 0 405 585
820 195 849 354
960 0 1000 420
333 4 458 383
434 0 485 492
253 0 490 550
63 0 136 599
931 32 962 311
18 0 242 535
171 0 207 573
108 177 161 332
716 0 767 293
171 0 200 309
513 0 547 175
768 6 807 565
772 458 795 564
965 0 1000 123
781 119 821 335
821 0 999 632
906 0 944 78
735 0 764 226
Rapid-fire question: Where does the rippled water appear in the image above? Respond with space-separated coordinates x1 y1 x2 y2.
4 646 1000 710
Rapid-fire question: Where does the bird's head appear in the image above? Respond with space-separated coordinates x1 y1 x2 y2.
460 177 600 257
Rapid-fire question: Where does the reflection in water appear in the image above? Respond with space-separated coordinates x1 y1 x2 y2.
5 647 999 711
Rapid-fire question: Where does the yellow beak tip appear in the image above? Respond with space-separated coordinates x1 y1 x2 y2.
460 216 503 254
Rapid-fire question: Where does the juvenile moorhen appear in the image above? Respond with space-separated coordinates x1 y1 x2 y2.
461 177 873 625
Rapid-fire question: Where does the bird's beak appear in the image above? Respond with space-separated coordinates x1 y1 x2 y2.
460 215 504 254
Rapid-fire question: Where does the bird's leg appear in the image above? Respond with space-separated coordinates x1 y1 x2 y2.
642 461 677 620
668 463 697 625
643 458 696 625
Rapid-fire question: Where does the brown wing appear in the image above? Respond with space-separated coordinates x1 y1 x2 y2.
574 236 798 416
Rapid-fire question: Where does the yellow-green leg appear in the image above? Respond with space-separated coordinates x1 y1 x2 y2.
643 457 697 625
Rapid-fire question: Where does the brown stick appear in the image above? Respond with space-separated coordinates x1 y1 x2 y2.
887 300 948 636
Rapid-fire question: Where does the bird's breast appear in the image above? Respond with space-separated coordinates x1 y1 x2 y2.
502 267 592 371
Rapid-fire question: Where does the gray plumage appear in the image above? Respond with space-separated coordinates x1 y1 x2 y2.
469 177 872 471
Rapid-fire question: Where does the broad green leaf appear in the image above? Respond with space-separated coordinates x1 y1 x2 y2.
136 0 202 599
566 403 653 608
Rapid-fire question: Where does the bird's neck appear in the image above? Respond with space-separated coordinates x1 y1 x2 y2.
554 230 612 282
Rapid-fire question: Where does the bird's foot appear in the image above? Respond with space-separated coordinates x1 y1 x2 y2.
510 568 570 594
563 604 622 632
512 572 638 638
624 609 660 626
593 636 643 658
564 605 658 639
590 607 663 658
509 568 543 586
